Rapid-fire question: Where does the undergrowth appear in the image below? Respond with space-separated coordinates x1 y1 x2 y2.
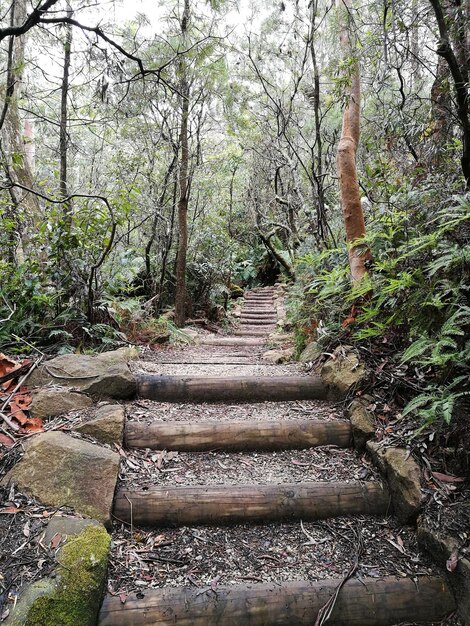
291 196 470 432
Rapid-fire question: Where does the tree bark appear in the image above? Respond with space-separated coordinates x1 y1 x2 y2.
428 0 470 188
59 2 72 218
174 0 191 327
336 0 371 282
1 0 40 260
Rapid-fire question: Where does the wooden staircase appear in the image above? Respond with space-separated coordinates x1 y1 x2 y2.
99 287 456 625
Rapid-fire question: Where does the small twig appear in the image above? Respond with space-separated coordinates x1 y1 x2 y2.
313 525 364 626
125 494 133 539
11 334 46 357
0 296 16 322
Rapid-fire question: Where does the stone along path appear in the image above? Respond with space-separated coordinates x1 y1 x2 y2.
100 288 456 625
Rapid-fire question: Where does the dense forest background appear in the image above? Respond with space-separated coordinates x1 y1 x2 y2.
1 0 469 434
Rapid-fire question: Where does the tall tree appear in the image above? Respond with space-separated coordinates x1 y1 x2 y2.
174 0 191 327
335 0 371 282
1 0 40 261
428 0 470 188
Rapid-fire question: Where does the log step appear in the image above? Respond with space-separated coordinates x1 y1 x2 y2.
240 318 277 325
124 419 352 451
198 337 265 346
244 297 273 302
137 375 327 402
113 481 390 526
234 328 274 336
98 576 455 626
240 311 277 320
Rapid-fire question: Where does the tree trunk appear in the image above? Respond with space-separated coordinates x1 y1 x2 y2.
430 55 451 162
1 0 40 261
428 0 470 188
335 0 371 282
174 0 191 327
59 2 72 218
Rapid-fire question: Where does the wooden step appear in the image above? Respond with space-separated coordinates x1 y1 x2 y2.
125 419 352 451
137 375 327 402
244 297 274 302
99 576 455 626
234 328 274 336
113 481 389 526
240 312 277 318
240 318 277 325
198 337 265 346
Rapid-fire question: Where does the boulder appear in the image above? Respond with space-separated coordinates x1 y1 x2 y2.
348 399 376 451
268 332 294 345
27 348 137 399
298 341 323 364
43 515 101 547
367 442 424 523
29 389 94 419
417 516 470 623
75 404 125 446
4 523 110 626
262 348 295 364
321 345 366 397
1 431 119 526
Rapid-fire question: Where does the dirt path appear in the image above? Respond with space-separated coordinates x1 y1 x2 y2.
101 288 458 625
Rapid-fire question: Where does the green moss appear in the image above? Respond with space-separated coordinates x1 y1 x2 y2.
25 525 110 626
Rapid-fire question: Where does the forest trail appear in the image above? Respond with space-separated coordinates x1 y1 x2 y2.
99 288 456 625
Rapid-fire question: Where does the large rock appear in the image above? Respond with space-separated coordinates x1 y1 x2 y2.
367 442 424 523
75 404 125 446
298 341 323 364
321 345 366 397
29 389 94 419
262 348 295 364
4 523 110 626
28 348 137 399
417 516 470 624
1 431 119 526
348 399 376 451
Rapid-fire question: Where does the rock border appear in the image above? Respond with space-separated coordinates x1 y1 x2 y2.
324 350 468 625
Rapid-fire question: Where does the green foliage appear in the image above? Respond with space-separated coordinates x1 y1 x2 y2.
292 196 470 429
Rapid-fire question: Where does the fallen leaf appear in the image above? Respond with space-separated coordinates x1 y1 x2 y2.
432 472 465 484
50 532 63 549
446 549 459 572
21 417 43 433
119 593 128 604
0 506 22 514
23 521 30 537
0 434 14 447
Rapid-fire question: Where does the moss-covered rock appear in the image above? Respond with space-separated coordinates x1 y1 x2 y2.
298 341 323 364
367 442 424 523
25 525 110 626
321 345 366 397
75 404 125 446
2 431 120 526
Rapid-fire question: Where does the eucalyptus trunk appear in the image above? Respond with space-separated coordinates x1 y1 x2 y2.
174 0 191 327
335 0 371 282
